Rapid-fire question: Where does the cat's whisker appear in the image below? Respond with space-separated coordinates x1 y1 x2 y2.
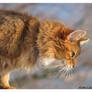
65 72 70 78
58 65 78 78
55 63 78 79
75 67 78 72
56 66 66 78
64 71 71 78
59 67 66 74
58 67 67 77
70 69 73 76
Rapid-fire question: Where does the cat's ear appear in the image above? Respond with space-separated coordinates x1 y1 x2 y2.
67 30 86 41
79 38 89 45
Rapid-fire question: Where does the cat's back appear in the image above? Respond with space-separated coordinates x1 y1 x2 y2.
0 10 39 58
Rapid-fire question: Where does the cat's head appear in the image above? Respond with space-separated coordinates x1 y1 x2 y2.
37 20 89 75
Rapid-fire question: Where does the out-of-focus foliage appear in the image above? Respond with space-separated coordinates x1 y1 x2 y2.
0 3 92 89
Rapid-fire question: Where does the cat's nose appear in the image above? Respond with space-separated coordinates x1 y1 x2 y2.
67 64 75 69
67 59 75 68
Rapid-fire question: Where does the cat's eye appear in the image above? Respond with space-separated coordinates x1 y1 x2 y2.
70 51 75 58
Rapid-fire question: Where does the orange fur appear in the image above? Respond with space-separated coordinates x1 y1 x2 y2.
37 20 80 66
0 10 89 89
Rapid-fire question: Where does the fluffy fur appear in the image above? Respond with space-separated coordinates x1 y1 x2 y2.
0 10 89 89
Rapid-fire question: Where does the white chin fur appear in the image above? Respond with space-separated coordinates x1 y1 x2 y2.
39 58 56 67
37 57 66 69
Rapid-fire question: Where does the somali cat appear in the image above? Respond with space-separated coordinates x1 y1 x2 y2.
0 10 89 89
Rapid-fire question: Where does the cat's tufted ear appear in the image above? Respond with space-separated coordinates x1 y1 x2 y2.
79 38 89 45
67 30 86 41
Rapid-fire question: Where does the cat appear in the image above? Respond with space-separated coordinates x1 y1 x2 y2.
0 10 89 89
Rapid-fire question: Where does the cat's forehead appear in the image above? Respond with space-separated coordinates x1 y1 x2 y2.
64 41 79 51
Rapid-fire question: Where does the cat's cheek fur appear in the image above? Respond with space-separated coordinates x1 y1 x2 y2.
38 57 56 67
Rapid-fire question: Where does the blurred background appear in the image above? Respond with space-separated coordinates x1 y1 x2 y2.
0 3 92 89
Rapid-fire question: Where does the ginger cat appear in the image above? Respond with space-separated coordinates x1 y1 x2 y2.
0 10 89 89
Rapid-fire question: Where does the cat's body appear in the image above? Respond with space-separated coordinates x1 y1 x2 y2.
0 10 40 88
0 10 89 89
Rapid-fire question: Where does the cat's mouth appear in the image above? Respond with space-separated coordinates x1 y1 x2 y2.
38 58 77 77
